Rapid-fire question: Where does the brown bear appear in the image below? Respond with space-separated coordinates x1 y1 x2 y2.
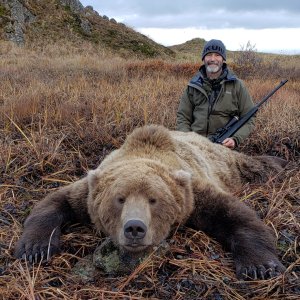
15 125 287 280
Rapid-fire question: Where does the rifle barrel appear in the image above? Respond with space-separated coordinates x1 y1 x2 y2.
255 79 288 108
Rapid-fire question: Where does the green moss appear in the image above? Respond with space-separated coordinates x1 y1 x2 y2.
107 28 117 38
62 4 71 13
0 4 9 16
99 249 120 273
64 13 90 38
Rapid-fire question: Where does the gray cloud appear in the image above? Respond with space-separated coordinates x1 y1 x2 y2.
81 0 300 29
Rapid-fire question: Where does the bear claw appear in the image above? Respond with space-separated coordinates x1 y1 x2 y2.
237 261 285 280
16 239 60 264
19 248 54 264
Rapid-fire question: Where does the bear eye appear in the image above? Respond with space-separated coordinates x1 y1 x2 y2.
117 197 126 204
149 198 157 205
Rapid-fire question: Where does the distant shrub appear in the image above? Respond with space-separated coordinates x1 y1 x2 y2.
230 41 300 81
232 41 263 79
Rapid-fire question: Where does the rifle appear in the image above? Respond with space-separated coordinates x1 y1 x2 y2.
209 79 288 144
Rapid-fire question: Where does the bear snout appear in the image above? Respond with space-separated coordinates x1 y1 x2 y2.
124 219 147 240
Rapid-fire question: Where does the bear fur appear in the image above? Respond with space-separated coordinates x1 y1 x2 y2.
15 125 287 280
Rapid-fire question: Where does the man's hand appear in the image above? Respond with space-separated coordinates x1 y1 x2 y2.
222 138 236 149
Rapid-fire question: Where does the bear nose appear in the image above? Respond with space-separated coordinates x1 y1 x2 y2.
124 220 147 240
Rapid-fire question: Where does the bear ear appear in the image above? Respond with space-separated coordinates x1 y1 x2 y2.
172 169 192 187
87 169 100 190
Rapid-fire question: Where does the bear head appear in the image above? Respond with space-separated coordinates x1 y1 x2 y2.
87 159 194 254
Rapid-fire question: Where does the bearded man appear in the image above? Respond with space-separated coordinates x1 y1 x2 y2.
176 39 255 149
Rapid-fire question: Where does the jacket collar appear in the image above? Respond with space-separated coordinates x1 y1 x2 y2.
189 63 237 88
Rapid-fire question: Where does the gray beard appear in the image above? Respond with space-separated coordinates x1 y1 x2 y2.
206 64 221 73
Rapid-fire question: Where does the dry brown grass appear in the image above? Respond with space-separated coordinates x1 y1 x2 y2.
0 42 299 300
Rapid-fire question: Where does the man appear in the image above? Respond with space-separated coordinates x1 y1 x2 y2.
176 39 255 149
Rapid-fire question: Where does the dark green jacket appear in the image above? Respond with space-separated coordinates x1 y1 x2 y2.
176 65 255 146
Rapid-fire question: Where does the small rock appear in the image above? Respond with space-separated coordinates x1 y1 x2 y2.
93 238 147 275
72 238 170 282
72 255 98 283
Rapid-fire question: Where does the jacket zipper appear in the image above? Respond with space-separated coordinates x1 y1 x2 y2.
206 108 210 137
206 85 224 137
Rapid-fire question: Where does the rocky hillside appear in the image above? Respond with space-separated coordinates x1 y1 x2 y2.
0 0 174 58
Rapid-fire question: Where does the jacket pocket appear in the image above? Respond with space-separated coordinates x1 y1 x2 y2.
213 91 239 117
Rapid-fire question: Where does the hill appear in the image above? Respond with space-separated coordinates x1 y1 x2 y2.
169 37 241 61
0 0 175 58
169 37 206 55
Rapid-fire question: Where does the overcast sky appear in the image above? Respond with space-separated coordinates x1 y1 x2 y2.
80 0 300 54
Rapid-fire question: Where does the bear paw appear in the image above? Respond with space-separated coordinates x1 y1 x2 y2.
14 229 61 264
236 259 286 280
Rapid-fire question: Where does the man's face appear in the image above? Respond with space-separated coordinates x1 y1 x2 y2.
203 53 224 74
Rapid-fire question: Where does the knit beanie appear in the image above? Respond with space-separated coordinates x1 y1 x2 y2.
201 39 226 61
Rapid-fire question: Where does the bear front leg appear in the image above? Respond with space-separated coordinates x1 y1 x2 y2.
15 178 89 263
188 185 285 280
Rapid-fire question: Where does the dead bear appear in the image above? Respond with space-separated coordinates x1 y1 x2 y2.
14 125 287 280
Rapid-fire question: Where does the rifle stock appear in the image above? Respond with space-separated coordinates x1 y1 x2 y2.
210 79 288 144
